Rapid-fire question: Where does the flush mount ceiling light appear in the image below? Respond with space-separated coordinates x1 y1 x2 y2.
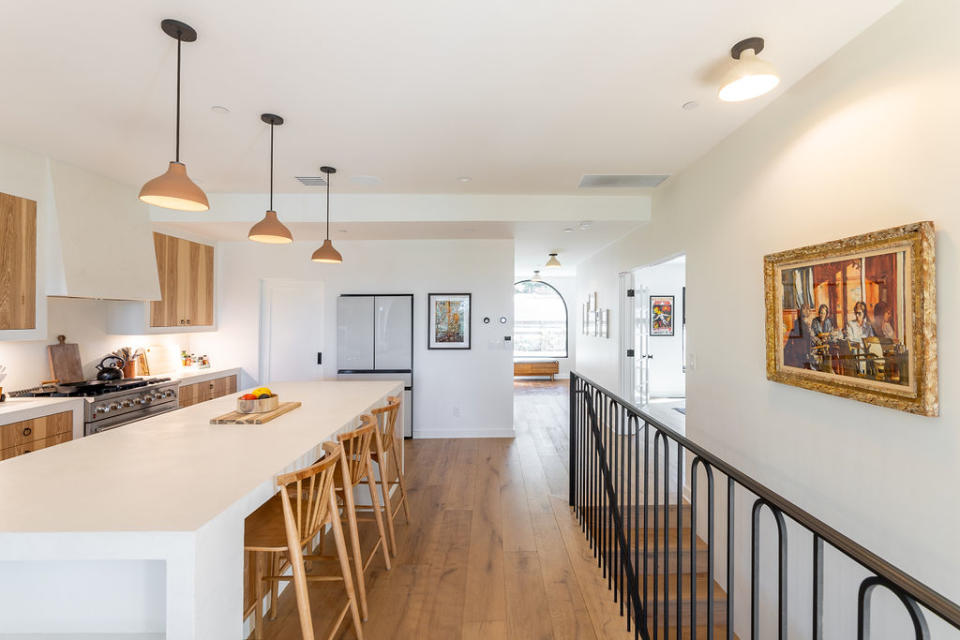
248 114 293 244
545 253 561 269
718 37 780 102
139 20 209 212
311 167 343 263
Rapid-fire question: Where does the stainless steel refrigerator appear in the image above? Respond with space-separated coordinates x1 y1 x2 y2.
337 294 414 437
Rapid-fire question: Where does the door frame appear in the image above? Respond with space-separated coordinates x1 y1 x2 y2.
259 278 325 385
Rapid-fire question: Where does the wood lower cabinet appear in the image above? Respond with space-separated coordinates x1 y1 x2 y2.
179 374 238 409
0 192 37 330
150 232 214 328
0 411 72 461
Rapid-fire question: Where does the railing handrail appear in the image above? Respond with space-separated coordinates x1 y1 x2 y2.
570 370 960 630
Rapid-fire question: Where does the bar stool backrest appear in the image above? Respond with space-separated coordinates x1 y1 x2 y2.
336 416 377 487
370 396 401 447
276 445 341 547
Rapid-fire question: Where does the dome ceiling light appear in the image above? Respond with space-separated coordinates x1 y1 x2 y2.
139 19 209 212
311 166 343 263
248 114 293 244
718 37 780 103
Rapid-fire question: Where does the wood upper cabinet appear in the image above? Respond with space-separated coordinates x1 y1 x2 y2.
150 232 214 328
0 192 37 330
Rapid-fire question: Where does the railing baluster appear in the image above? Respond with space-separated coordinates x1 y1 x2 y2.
653 430 661 639
727 476 734 640
676 441 683 633
857 576 931 640
626 413 634 631
643 422 650 639
751 499 788 640
691 457 716 640
813 534 823 640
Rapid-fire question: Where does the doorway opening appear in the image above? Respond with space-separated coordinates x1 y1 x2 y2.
631 255 686 430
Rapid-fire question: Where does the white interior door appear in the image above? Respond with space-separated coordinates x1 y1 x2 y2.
259 280 325 384
635 283 651 406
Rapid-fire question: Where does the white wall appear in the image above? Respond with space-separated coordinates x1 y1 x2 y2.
635 258 685 398
189 239 515 438
576 0 959 636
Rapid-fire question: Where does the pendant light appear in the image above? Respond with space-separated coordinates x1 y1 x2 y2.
545 253 561 269
248 114 293 244
531 270 542 282
311 166 343 263
138 20 209 212
718 37 780 102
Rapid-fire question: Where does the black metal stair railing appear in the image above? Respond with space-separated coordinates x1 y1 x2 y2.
568 371 960 639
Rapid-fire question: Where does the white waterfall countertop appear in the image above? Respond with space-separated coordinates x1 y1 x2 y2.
0 379 404 639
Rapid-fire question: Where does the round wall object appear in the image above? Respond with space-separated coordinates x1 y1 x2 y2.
499 316 508 324
483 316 490 324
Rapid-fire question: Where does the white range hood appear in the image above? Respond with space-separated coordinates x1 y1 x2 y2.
45 160 161 301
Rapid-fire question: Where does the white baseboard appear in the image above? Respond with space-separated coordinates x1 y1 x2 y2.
414 427 515 439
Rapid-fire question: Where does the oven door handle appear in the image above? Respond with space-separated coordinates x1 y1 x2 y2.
86 400 178 435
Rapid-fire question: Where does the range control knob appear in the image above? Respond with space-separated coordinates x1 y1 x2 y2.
95 405 110 414
108 402 121 411
153 391 164 399
163 390 176 398
142 395 153 403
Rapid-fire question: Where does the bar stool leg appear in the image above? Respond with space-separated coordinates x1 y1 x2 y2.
253 551 265 639
391 442 412 522
373 435 398 557
267 552 279 621
330 484 365 640
365 455 392 570
280 491 315 640
337 447 369 621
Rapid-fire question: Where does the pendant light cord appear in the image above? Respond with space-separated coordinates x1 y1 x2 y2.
269 122 274 211
175 32 181 163
325 171 331 241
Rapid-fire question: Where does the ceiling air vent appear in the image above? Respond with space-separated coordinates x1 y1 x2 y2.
295 176 328 187
578 174 670 188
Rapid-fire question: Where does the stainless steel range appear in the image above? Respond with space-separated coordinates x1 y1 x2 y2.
11 377 180 436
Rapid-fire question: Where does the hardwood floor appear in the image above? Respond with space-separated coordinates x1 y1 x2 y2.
254 379 637 640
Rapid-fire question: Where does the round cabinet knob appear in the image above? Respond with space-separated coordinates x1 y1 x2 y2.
22 427 32 437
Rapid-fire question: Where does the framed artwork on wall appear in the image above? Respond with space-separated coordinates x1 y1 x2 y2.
428 293 471 349
763 221 937 416
650 296 674 336
600 309 609 338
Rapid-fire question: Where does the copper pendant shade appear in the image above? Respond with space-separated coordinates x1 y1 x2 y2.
139 20 209 212
249 114 293 244
311 166 343 263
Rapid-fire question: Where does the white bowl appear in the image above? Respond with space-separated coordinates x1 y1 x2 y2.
236 395 279 414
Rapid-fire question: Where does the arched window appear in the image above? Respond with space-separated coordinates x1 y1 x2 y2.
514 280 568 358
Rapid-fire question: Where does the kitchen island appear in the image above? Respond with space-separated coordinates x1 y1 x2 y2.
0 379 403 639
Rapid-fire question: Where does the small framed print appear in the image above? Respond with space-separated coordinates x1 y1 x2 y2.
428 293 471 349
650 296 674 337
601 309 609 338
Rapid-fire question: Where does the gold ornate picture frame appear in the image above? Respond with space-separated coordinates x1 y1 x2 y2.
763 222 937 416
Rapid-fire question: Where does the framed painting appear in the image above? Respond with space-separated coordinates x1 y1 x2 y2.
428 293 471 350
650 296 674 336
764 221 937 416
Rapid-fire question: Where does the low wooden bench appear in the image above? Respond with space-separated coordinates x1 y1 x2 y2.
514 360 560 381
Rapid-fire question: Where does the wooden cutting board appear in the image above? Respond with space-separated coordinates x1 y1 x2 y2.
210 402 302 425
47 335 83 383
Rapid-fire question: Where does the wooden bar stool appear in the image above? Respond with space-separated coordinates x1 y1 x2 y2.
370 396 411 556
334 416 393 581
244 443 363 640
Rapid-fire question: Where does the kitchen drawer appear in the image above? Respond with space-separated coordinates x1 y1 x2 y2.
0 411 72 450
0 431 71 461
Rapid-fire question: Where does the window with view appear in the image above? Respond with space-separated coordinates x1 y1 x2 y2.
514 280 567 358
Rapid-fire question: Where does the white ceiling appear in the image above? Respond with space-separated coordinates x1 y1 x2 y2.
153 219 642 277
0 0 899 195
